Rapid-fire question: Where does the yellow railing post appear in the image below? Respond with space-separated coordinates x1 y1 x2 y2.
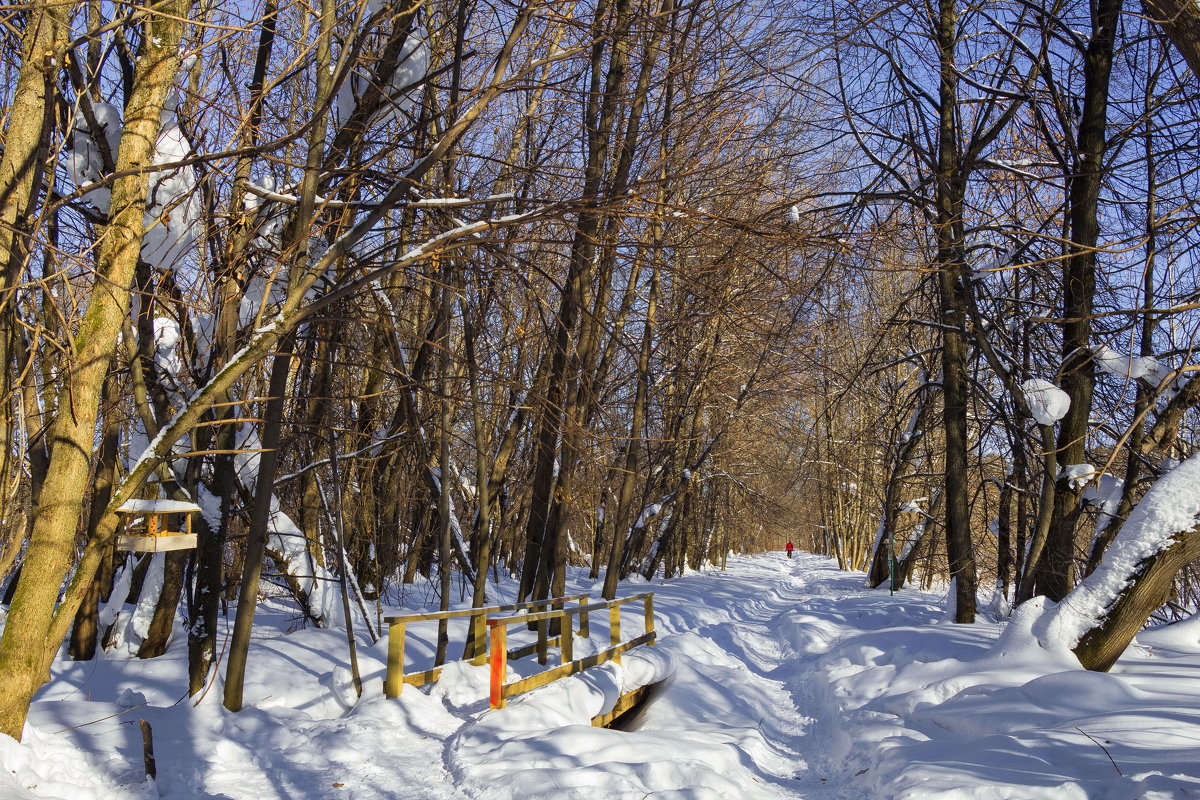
536 617 549 665
609 603 621 664
385 621 407 698
560 613 573 665
469 610 488 665
643 594 654 644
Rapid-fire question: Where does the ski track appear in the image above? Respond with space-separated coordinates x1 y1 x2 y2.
439 553 856 799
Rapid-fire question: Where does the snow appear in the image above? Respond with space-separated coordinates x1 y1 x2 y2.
8 554 1200 798
1059 463 1095 490
98 560 136 632
244 176 288 249
65 100 122 210
1030 453 1200 652
1093 345 1171 383
65 96 201 270
335 23 430 128
152 317 183 379
116 499 201 513
140 106 201 269
1081 472 1122 506
231 425 344 625
633 502 662 529
130 555 165 644
1020 378 1070 425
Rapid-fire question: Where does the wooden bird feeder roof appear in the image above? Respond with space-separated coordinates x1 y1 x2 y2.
117 499 202 514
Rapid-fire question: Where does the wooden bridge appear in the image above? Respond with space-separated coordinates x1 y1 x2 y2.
384 593 657 727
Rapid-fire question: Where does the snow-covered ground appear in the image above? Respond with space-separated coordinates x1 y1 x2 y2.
5 552 1200 798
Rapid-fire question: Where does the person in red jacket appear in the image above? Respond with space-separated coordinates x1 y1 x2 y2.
786 540 794 558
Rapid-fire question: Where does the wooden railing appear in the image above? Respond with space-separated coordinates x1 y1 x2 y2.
487 592 655 709
383 593 589 698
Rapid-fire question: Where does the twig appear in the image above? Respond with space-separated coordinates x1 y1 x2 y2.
1074 727 1123 776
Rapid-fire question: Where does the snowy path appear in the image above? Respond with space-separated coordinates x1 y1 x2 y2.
12 553 862 799
12 551 1200 799
410 553 854 799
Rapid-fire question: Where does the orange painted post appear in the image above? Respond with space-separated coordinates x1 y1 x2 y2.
643 594 654 644
489 621 508 709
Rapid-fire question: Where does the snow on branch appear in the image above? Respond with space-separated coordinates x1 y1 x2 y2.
1020 378 1070 426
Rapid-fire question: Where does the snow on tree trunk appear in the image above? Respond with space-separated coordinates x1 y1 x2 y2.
235 425 343 626
1016 453 1200 669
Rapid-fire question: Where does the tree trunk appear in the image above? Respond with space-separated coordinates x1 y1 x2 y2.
604 268 656 599
0 4 68 543
867 394 929 588
1143 0 1200 78
223 335 295 712
1074 532 1200 671
1041 0 1123 601
137 551 187 659
520 0 634 602
934 0 977 623
997 475 1013 598
0 1 191 739
69 371 121 660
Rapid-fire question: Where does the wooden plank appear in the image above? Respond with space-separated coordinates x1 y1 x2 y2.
488 593 651 626
536 618 548 665
592 683 652 728
509 634 562 661
466 613 488 665
609 604 622 662
403 667 441 686
561 615 573 665
502 632 656 701
384 593 589 625
117 533 197 552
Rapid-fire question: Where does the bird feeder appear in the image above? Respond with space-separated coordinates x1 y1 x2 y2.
116 499 201 552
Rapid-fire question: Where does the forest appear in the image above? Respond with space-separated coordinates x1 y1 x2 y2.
0 0 1199 753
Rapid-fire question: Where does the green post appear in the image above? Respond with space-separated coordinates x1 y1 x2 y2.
888 527 896 595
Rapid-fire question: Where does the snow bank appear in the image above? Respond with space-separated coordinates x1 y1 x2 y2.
788 557 1200 799
450 635 798 800
0 727 145 800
